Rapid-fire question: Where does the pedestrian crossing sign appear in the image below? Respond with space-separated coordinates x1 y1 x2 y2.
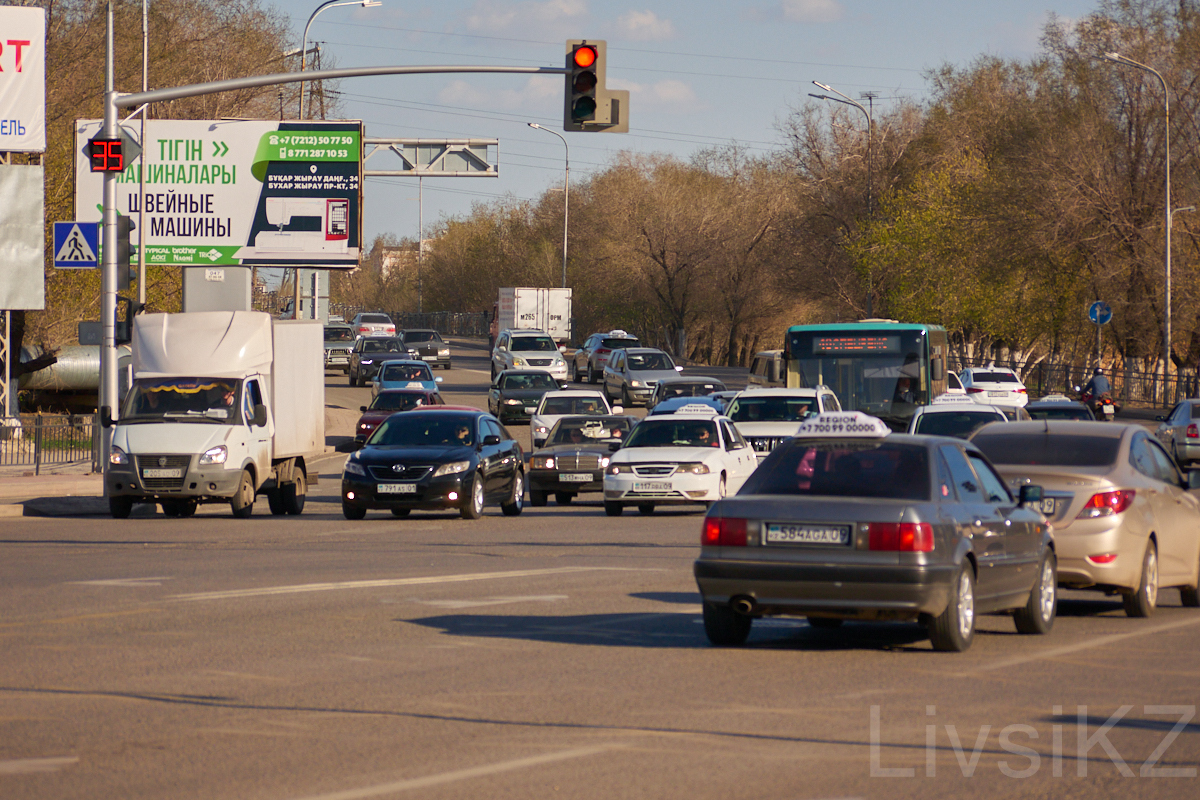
53 221 100 268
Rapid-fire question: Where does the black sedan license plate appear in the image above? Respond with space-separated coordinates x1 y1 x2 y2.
765 523 851 546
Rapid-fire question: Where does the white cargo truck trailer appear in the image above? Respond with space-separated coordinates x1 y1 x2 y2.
104 311 325 518
490 288 573 345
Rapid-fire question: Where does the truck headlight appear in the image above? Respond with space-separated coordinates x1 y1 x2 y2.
343 460 366 476
199 445 228 465
433 460 471 477
109 446 129 465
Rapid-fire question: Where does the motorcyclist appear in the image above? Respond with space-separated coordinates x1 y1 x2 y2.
1082 368 1111 398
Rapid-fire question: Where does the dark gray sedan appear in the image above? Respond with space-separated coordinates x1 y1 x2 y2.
400 328 452 370
528 415 635 506
694 414 1056 652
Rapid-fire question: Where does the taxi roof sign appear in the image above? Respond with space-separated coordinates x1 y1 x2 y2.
794 411 890 438
672 403 720 415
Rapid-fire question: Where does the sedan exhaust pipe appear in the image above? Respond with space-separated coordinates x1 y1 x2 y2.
731 596 757 616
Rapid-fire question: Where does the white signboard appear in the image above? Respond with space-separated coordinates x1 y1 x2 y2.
0 6 46 152
0 164 45 309
75 119 362 267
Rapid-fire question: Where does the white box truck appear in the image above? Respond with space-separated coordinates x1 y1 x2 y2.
489 288 573 345
104 311 325 518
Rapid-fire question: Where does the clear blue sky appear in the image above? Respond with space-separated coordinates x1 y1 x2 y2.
270 0 1101 247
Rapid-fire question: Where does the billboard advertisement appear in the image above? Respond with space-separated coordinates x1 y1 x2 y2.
0 6 46 153
75 119 362 268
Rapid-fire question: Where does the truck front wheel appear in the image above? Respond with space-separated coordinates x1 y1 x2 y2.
230 470 255 518
109 496 133 519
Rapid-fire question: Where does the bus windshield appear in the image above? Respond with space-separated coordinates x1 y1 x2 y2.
786 327 941 430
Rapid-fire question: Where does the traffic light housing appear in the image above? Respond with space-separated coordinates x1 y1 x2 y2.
116 216 135 291
564 40 629 133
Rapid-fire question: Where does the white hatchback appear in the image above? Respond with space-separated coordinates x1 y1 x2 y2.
959 366 1029 409
530 390 621 449
604 404 757 515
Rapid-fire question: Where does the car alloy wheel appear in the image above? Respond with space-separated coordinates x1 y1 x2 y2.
929 564 975 652
461 474 485 520
501 470 524 516
1124 542 1159 617
1014 552 1056 634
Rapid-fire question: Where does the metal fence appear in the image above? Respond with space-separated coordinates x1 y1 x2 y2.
949 357 1200 408
0 415 100 474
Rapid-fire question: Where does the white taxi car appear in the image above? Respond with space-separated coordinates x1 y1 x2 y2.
725 387 842 461
603 403 757 516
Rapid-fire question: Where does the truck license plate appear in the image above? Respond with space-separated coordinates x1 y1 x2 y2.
378 483 417 494
142 468 182 478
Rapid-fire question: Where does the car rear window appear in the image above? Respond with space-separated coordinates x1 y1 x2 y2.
381 363 432 381
970 372 1020 383
360 314 391 324
1027 407 1092 421
325 327 354 341
602 337 639 349
744 441 930 501
627 352 673 371
971 433 1121 466
914 411 1004 438
369 393 427 412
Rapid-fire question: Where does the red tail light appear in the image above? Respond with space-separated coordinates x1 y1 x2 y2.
703 517 747 547
1076 490 1135 519
868 522 934 552
358 326 369 333
966 387 985 394
1016 388 1027 394
597 348 610 355
1188 424 1198 439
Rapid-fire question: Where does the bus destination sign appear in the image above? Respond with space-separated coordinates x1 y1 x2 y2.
813 335 900 355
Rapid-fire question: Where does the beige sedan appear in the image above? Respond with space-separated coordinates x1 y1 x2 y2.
971 421 1200 617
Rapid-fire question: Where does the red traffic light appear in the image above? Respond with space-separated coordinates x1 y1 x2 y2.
573 45 597 69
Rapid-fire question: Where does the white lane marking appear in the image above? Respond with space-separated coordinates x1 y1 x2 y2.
288 744 624 800
958 614 1200 675
170 567 652 602
70 577 172 587
0 756 79 774
416 594 568 609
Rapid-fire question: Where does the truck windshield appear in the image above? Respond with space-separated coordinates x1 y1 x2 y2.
121 378 242 423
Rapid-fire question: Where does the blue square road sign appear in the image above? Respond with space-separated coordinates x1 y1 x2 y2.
53 221 100 268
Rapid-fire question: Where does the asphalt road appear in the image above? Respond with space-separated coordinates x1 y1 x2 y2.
2 343 1197 800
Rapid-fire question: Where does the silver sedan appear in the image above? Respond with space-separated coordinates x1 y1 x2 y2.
1155 399 1200 467
972 421 1200 616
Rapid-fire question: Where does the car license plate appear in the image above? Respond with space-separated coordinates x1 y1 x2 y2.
634 481 671 492
1102 404 1115 413
422 355 437 360
378 483 417 494
142 468 182 478
987 390 1007 397
561 473 591 482
765 523 851 546
1039 498 1056 515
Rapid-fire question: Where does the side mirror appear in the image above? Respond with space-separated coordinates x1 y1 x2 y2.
612 405 624 414
252 404 268 427
99 405 114 428
558 345 567 353
524 407 538 415
1155 415 1166 422
1187 470 1200 491
482 434 502 446
675 365 684 372
1018 484 1043 508
359 405 367 412
607 441 622 452
931 357 944 381
435 376 444 383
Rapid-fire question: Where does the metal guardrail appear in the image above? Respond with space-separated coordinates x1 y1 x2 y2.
329 306 491 338
0 415 100 474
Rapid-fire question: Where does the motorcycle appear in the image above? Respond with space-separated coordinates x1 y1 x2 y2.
1074 385 1119 421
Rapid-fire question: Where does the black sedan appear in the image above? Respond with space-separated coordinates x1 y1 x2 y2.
341 409 525 520
348 336 407 387
528 415 635 506
400 328 452 370
693 412 1057 652
487 370 560 424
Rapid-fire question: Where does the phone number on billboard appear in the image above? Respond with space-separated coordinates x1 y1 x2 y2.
276 148 352 159
276 135 356 145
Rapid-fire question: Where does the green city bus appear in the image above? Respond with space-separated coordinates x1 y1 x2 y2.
785 321 950 431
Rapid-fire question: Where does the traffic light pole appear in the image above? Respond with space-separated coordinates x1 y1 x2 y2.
97 9 574 467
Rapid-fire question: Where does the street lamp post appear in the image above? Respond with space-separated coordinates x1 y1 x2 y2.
528 123 569 289
300 0 381 120
1102 52 1173 391
810 81 874 314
